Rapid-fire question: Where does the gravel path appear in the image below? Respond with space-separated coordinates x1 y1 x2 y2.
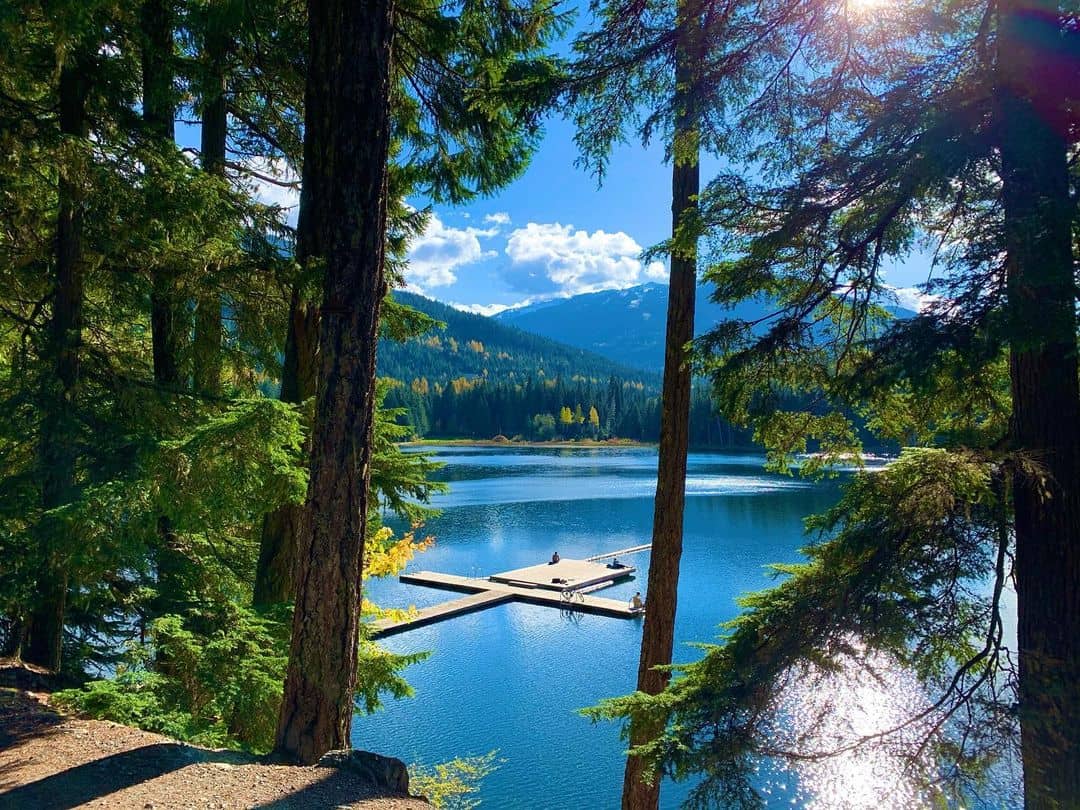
0 689 430 809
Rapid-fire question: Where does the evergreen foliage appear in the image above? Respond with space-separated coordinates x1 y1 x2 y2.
378 291 655 385
0 0 457 758
581 0 1080 802
384 373 750 448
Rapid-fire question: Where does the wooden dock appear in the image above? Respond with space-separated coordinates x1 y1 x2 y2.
368 589 513 638
368 560 644 638
586 543 651 562
489 557 636 591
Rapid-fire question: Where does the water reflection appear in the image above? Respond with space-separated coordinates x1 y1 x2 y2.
769 646 938 809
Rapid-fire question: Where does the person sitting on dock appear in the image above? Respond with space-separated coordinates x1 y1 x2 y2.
629 592 644 612
607 557 625 570
549 551 560 565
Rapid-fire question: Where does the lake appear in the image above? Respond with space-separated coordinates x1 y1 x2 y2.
353 445 999 809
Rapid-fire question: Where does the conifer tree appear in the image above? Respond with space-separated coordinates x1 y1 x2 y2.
271 0 398 764
584 0 1080 803
253 0 565 608
23 37 94 672
568 1 706 803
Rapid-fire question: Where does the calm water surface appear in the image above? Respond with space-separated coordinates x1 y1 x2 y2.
352 446 923 809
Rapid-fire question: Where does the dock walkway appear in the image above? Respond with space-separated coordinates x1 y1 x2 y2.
368 559 643 638
368 589 513 638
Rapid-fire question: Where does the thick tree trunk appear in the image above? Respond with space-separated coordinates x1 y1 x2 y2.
142 0 188 618
192 28 227 398
621 10 699 808
998 3 1080 803
23 63 90 670
273 0 396 764
252 0 329 609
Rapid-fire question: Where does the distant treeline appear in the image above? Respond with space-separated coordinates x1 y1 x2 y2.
383 374 754 448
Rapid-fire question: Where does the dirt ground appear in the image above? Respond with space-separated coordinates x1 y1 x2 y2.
0 688 430 809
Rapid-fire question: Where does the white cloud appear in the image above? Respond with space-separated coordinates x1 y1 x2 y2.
484 212 511 226
405 214 497 291
885 285 937 313
502 222 664 297
644 260 668 280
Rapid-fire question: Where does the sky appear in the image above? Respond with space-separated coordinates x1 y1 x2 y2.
181 64 935 317
232 114 688 315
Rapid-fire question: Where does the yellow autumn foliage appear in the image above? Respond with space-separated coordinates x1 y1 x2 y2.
364 525 434 579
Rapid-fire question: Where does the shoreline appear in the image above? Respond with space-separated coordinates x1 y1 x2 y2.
397 439 898 461
399 437 657 449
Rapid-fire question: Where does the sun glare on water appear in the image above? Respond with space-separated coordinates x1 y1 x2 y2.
767 645 941 809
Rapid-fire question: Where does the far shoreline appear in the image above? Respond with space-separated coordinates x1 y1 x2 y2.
398 437 657 449
397 438 896 462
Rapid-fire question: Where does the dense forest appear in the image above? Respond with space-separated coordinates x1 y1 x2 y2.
0 0 562 778
378 290 752 446
384 374 750 446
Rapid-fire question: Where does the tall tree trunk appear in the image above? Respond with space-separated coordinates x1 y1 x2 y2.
253 0 329 609
252 0 332 608
998 1 1080 803
142 0 188 618
192 26 227 398
273 0 396 764
23 62 90 670
621 8 700 808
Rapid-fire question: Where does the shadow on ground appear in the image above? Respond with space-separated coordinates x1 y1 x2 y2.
0 742 246 809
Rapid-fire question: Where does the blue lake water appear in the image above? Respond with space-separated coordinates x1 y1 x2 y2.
353 446 1017 809
355 445 844 809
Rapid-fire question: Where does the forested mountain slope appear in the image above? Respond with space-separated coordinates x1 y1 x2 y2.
377 293 750 446
377 291 658 387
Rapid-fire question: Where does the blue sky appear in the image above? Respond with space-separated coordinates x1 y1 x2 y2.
183 79 934 316
232 113 690 315
406 114 935 313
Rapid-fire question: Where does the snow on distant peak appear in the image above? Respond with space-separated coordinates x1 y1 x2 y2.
449 299 534 317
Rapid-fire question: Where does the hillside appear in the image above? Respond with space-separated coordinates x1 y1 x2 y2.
496 283 917 371
377 291 658 387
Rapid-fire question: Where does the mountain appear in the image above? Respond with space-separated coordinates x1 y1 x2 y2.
377 291 659 388
496 283 918 371
494 283 737 371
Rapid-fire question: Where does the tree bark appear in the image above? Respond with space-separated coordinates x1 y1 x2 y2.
142 0 188 618
253 0 331 608
621 8 700 808
192 25 227 398
998 1 1080 803
142 0 183 396
23 62 90 671
273 0 396 765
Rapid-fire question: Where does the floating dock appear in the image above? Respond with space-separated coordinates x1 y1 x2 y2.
369 556 644 638
489 557 636 591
